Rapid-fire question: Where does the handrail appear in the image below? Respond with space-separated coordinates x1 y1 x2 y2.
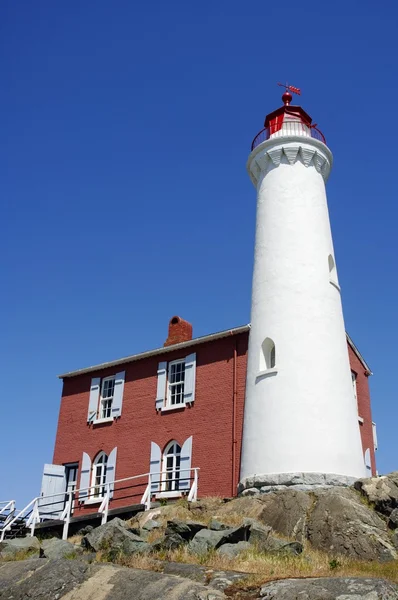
251 119 326 151
0 500 15 517
3 467 200 541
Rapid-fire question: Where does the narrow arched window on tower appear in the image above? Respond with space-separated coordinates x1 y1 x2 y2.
260 337 276 371
328 254 338 288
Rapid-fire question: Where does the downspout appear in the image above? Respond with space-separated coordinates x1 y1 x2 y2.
232 338 238 496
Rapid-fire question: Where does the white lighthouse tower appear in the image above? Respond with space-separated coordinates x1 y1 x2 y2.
240 88 366 491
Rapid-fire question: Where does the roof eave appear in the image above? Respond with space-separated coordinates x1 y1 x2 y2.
58 325 251 379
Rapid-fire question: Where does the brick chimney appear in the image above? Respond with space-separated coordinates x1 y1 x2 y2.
164 316 193 347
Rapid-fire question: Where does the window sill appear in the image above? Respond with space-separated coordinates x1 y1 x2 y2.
256 367 278 380
156 491 182 499
358 416 364 424
161 404 186 413
83 498 103 505
329 279 341 292
92 417 114 426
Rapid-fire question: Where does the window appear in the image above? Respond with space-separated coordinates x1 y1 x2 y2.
167 360 185 407
352 371 358 404
91 452 108 499
88 372 125 423
162 441 181 492
100 377 115 419
328 254 339 289
260 337 276 372
65 463 78 513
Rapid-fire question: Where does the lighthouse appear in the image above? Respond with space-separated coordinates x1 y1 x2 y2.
240 88 366 491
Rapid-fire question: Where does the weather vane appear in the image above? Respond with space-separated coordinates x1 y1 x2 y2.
277 82 301 96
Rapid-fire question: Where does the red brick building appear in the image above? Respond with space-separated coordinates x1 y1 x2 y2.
41 316 376 516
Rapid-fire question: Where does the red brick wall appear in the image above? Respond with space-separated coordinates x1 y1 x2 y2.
52 332 374 512
348 344 376 476
53 332 248 510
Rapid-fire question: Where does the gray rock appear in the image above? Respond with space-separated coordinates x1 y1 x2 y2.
308 487 397 561
239 472 356 492
189 525 249 555
0 558 227 599
208 519 229 531
166 518 207 540
217 541 251 558
243 517 272 550
161 561 250 591
152 531 186 551
259 577 398 599
142 519 161 531
77 524 94 535
354 473 398 516
0 535 41 558
389 508 398 529
265 538 303 555
241 487 260 496
392 530 398 549
83 517 150 554
41 537 83 559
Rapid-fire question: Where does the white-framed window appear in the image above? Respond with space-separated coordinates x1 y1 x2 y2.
162 441 181 492
88 372 125 423
100 377 115 419
352 371 358 404
91 452 108 499
167 360 186 407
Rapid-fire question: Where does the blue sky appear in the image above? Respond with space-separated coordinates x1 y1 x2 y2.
1 0 397 506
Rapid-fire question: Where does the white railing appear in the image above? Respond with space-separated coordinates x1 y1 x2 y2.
0 467 199 542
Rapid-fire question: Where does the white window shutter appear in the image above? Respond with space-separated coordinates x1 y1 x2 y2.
184 353 196 404
156 362 167 410
79 452 91 502
150 442 161 493
38 464 66 518
106 447 117 499
179 435 192 490
88 378 100 422
112 372 125 418
372 422 378 451
364 448 372 476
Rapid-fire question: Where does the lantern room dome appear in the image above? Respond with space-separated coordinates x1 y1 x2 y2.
251 93 326 151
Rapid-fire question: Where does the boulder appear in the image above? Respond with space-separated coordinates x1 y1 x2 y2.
0 535 41 558
208 519 229 531
142 519 161 531
354 473 398 516
243 517 272 550
307 488 397 561
165 519 207 540
388 508 398 529
217 541 251 558
259 577 398 599
83 517 150 554
152 531 186 551
41 538 83 559
0 558 227 599
189 525 249 555
392 530 398 550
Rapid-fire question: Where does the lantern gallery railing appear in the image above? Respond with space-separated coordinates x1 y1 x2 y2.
251 119 326 151
0 468 199 542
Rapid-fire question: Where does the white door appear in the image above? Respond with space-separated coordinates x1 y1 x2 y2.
38 464 66 519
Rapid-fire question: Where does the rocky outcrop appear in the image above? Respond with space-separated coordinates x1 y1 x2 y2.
0 535 41 558
259 577 398 599
0 558 226 599
82 517 150 554
41 538 83 560
215 486 398 561
354 472 398 516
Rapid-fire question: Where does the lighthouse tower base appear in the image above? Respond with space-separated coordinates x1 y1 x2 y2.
238 472 358 495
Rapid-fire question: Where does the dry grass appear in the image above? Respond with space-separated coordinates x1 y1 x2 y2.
0 549 39 562
68 534 83 546
94 542 398 589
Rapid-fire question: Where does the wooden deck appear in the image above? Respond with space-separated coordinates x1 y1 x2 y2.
34 503 145 537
